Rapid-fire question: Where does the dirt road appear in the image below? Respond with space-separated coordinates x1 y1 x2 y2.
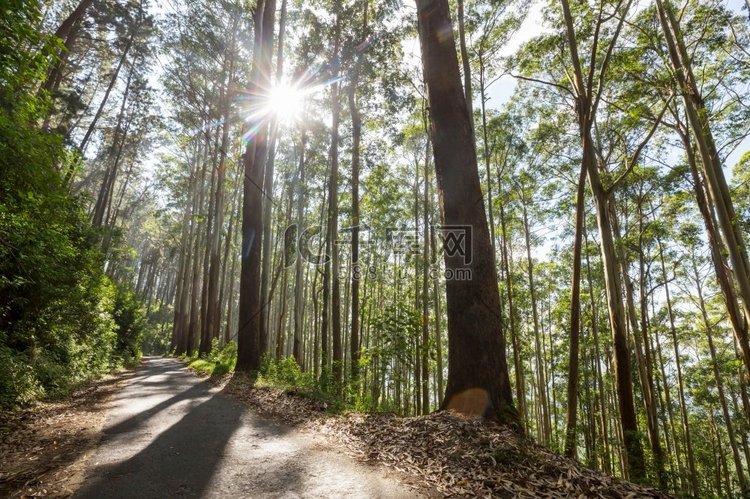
75 357 418 498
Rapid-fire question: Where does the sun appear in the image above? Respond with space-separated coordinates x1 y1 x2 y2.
265 83 304 122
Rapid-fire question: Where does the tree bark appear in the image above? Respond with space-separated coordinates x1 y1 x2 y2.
564 162 586 458
416 0 516 424
456 0 473 125
79 31 135 154
348 0 367 384
42 0 95 94
656 0 750 381
237 0 275 372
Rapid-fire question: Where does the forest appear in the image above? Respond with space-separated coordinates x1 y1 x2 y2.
1 0 750 497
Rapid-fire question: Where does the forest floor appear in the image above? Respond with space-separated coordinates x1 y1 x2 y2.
0 370 131 497
209 367 673 499
0 357 673 498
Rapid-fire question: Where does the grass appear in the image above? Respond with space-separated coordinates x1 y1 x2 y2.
184 341 236 378
182 342 348 412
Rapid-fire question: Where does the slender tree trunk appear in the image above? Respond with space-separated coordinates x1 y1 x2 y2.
203 21 239 354
676 125 750 382
421 126 431 414
259 0 288 360
522 195 550 445
656 0 750 380
564 162 587 458
430 217 444 402
693 257 748 494
478 67 497 257
293 128 307 366
656 237 698 495
325 1 343 388
91 59 135 228
500 202 525 427
187 137 210 355
41 0 95 94
79 31 135 154
557 0 645 478
348 0 367 384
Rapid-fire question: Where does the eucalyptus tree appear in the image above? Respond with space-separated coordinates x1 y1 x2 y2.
238 0 277 372
415 0 517 424
650 0 750 383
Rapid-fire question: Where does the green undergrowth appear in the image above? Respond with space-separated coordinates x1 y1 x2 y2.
0 3 147 408
184 341 350 412
185 339 237 377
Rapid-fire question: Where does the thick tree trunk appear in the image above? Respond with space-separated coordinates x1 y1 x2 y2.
416 0 516 424
237 0 275 372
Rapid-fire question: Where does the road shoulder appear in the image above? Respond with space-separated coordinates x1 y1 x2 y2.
0 369 132 497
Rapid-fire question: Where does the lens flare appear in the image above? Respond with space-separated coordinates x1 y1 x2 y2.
264 83 304 122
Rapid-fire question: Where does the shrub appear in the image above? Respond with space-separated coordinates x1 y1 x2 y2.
189 340 237 377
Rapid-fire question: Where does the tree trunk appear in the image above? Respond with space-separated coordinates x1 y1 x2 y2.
348 0 367 384
656 237 698 495
656 0 750 380
557 0 645 477
326 1 343 388
564 162 587 458
79 31 135 154
42 0 95 94
203 19 239 354
416 0 516 424
456 0 472 125
522 195 550 445
293 128 307 366
237 0 275 372
693 257 749 494
421 124 431 414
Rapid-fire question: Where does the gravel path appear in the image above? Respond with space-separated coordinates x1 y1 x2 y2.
75 357 418 498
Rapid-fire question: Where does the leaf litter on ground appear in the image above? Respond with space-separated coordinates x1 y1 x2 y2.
208 370 672 499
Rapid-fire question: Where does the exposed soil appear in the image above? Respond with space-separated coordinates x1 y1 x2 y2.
1 357 672 498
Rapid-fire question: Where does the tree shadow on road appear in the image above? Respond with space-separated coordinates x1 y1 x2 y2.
74 391 247 498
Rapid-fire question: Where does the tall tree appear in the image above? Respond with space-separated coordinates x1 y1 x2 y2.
415 0 516 423
238 0 276 372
